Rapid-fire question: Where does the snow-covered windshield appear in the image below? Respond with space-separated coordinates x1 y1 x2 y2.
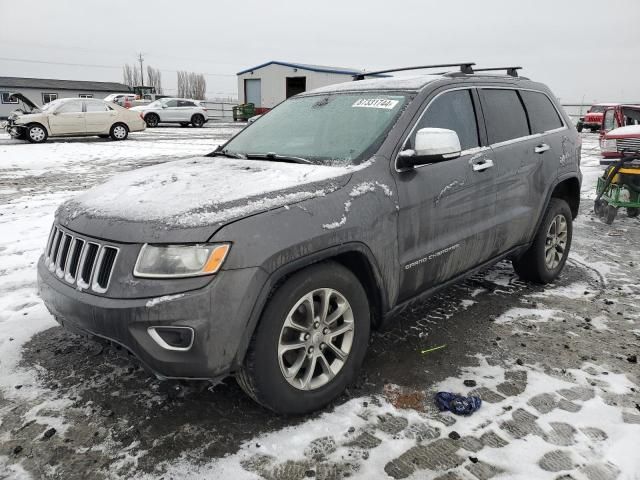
147 100 164 108
223 93 409 165
589 105 606 113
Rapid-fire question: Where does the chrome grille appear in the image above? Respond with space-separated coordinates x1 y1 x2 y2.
44 225 119 293
617 138 640 154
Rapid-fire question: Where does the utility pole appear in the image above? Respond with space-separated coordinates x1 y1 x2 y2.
137 53 144 86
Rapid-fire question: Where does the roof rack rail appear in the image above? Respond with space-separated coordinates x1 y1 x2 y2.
353 62 475 81
472 66 522 78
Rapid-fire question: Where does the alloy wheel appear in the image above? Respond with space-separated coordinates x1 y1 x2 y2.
278 288 354 391
545 214 568 269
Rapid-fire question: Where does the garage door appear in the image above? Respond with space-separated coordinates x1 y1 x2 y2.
245 79 261 107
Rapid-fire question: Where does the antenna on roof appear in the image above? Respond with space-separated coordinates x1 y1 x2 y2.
353 63 476 81
473 67 522 78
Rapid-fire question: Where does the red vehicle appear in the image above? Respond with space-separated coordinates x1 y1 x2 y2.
599 105 640 165
577 103 616 132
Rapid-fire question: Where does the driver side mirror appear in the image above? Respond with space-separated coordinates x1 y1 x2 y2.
397 128 462 170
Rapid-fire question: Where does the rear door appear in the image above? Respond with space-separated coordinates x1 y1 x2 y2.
396 88 498 301
177 100 197 121
48 100 85 135
478 88 564 253
84 100 116 133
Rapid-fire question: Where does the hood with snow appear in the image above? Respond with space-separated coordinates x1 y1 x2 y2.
56 157 356 243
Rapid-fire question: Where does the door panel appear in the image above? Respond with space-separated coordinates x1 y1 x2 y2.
84 101 116 133
245 79 261 107
48 100 85 135
396 149 497 301
396 88 497 302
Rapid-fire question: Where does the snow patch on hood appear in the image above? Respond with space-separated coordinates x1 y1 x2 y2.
605 125 640 137
59 157 363 228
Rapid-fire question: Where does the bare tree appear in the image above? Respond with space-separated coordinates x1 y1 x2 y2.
146 66 163 94
177 71 206 99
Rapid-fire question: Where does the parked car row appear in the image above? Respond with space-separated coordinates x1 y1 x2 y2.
1 93 210 142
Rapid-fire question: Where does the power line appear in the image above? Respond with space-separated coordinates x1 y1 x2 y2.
0 56 236 77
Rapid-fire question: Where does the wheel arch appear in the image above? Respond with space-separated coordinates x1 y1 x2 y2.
26 121 50 135
231 243 388 370
551 176 581 219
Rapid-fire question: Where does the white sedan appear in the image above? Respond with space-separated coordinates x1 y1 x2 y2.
3 95 146 143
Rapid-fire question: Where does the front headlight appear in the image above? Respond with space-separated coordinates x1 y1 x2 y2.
134 244 230 278
602 139 617 152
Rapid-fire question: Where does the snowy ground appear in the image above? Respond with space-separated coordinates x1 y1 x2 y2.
0 129 638 480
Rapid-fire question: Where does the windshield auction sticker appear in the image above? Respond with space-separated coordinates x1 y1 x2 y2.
352 98 399 109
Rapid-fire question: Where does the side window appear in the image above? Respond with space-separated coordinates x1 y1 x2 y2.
520 91 563 133
164 99 178 108
178 100 196 107
42 93 58 104
603 109 616 130
55 101 84 114
85 101 109 112
479 89 530 144
410 89 479 151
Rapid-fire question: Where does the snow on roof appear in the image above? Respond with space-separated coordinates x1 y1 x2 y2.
306 74 444 94
237 61 369 76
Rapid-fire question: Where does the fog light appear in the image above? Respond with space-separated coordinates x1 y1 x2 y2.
148 326 194 351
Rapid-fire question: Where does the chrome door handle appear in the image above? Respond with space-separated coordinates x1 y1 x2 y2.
472 159 494 171
535 143 550 154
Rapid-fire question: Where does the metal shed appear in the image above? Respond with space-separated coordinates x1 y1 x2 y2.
236 61 367 112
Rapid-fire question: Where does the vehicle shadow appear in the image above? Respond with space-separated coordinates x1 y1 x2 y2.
16 260 584 476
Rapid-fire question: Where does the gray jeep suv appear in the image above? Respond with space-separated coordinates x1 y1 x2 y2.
38 64 581 414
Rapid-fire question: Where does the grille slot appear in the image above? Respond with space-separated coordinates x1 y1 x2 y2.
56 234 72 277
42 224 119 294
93 247 118 292
79 243 99 287
49 230 63 272
64 238 85 283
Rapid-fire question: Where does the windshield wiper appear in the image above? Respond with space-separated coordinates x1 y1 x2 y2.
208 150 246 159
245 152 312 164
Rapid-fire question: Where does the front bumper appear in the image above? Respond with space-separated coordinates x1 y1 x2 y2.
37 256 267 380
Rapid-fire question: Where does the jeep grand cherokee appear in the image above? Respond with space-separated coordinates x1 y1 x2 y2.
38 64 581 414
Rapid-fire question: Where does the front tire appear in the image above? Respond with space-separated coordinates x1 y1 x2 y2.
191 114 205 128
26 124 48 143
513 198 573 284
627 207 639 218
145 113 159 128
236 262 370 415
109 123 128 141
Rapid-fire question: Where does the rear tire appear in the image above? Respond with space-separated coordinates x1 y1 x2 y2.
26 124 48 143
604 205 617 224
236 261 370 415
513 198 573 284
145 113 159 128
109 123 128 141
191 114 205 128
627 207 639 218
180 122 189 128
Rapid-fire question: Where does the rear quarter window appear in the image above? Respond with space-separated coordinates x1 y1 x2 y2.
520 91 563 133
479 89 529 144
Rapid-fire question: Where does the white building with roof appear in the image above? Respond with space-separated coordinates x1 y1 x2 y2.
236 61 367 112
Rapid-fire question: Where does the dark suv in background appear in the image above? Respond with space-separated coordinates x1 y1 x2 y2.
38 64 581 414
